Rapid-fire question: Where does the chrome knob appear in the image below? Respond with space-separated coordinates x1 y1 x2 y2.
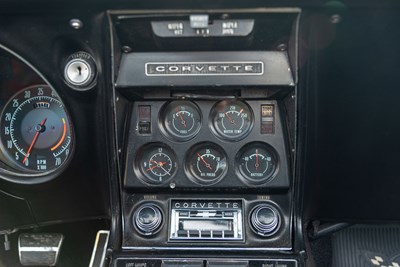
250 204 281 237
134 204 163 236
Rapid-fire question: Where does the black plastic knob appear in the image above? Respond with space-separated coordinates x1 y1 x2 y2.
134 204 163 236
250 204 281 237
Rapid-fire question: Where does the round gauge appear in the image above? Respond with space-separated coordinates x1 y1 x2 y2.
161 101 201 141
185 143 227 185
210 100 253 141
236 142 278 185
135 143 177 185
0 85 73 174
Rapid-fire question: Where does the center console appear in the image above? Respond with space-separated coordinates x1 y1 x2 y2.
110 8 301 266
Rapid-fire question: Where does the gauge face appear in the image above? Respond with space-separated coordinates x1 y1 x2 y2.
211 100 253 141
236 142 278 185
136 143 177 185
161 101 201 141
0 85 73 173
186 143 227 185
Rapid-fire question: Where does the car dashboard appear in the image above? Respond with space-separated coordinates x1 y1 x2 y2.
0 1 399 267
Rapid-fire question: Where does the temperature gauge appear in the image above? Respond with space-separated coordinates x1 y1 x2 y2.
161 101 202 141
236 142 278 185
135 143 177 185
185 142 227 185
211 100 253 141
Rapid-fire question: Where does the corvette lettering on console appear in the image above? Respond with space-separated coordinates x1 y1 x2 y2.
145 62 264 76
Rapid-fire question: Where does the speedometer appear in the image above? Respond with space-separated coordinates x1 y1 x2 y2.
0 85 73 173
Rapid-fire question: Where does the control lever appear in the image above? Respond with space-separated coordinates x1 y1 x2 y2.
189 14 209 29
0 228 18 251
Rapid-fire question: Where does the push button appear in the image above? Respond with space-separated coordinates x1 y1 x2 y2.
189 230 200 237
177 230 188 237
138 122 151 134
212 231 223 238
201 231 211 238
190 15 209 29
223 211 234 217
162 260 204 267
224 230 234 238
207 261 248 267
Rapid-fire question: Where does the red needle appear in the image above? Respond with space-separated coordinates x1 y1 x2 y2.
255 149 259 172
177 108 187 128
197 153 212 170
150 160 166 166
22 118 47 164
146 165 159 172
147 160 167 171
224 112 237 126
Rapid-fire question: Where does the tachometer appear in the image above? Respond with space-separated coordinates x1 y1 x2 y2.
0 85 73 173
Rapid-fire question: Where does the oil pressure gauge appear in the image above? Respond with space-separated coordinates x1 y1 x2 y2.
185 142 227 186
236 142 278 185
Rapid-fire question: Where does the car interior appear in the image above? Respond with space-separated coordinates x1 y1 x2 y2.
0 0 399 266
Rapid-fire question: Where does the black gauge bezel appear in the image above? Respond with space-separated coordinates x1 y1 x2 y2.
0 85 74 174
0 45 75 184
134 142 178 186
184 142 228 186
209 100 254 141
235 142 279 186
159 100 202 142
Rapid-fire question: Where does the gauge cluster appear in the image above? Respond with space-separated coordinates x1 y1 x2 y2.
124 100 289 189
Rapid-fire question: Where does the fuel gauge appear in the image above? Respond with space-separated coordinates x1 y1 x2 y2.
160 101 201 141
236 142 278 185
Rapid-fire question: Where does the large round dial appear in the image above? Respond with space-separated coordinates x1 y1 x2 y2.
185 143 227 185
236 142 278 185
0 85 73 173
135 143 177 185
161 101 201 141
211 100 253 141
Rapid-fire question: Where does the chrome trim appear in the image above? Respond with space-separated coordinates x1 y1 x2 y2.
89 230 110 267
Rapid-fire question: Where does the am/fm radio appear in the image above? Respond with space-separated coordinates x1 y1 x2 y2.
169 200 244 241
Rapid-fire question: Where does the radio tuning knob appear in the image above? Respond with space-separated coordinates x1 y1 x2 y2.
250 204 281 237
63 51 97 90
134 204 163 236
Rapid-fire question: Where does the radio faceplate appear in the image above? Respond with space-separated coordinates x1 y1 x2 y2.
169 200 244 241
122 194 292 251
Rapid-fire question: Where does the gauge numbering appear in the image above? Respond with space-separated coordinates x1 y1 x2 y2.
161 101 201 141
0 85 73 174
236 142 278 185
211 100 253 141
136 143 177 185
